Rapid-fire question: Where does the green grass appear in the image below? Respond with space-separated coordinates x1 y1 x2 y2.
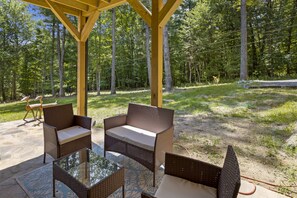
1 83 297 127
256 101 297 124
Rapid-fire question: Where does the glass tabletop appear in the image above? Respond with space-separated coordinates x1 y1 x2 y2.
53 148 122 188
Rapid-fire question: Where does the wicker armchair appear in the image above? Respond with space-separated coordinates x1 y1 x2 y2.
141 145 240 198
43 104 92 163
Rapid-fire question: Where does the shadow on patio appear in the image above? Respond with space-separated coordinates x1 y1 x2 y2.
0 119 292 198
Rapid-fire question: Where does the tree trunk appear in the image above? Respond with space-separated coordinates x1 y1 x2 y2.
111 8 116 95
96 19 102 96
188 63 192 84
11 32 19 100
96 70 101 95
145 23 151 88
194 64 201 83
163 0 173 92
249 22 258 74
240 0 248 81
286 0 297 75
163 25 172 92
50 18 55 96
60 26 66 96
1 30 6 101
0 77 4 102
57 24 65 97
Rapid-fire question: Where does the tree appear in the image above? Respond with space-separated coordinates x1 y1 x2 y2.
0 0 35 101
111 8 116 94
145 22 151 88
240 0 248 80
57 24 66 97
163 25 172 91
50 17 56 96
163 0 173 92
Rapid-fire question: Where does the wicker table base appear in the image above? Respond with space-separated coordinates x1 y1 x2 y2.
53 148 125 198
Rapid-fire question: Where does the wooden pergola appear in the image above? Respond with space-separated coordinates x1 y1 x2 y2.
22 0 182 116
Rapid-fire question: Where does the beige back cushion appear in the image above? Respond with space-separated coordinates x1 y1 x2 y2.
126 103 174 133
43 104 74 130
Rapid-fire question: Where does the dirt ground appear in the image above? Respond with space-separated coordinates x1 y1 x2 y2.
173 113 297 196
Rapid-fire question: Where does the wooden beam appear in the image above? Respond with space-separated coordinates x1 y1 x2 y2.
45 0 81 41
51 0 89 12
77 14 87 116
101 0 111 3
98 0 127 11
151 0 164 107
81 10 101 42
23 0 80 16
75 0 99 8
158 0 182 27
82 9 96 17
127 0 152 27
81 0 126 16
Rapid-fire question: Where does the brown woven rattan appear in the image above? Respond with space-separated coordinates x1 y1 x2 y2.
43 104 92 163
53 149 125 198
104 103 174 187
141 145 240 198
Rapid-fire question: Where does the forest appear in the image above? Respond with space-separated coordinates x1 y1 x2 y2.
0 0 297 102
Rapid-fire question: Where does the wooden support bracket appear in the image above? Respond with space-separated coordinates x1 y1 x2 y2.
46 0 81 41
158 0 182 27
81 10 101 42
127 0 152 27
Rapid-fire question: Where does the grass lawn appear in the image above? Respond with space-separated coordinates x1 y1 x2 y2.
0 83 297 196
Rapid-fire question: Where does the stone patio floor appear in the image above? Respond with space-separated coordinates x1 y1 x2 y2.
0 119 289 198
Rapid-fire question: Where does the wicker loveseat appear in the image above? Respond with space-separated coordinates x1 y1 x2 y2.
142 145 241 198
104 103 174 186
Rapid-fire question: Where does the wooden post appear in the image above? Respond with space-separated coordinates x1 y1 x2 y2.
77 13 87 116
151 0 164 107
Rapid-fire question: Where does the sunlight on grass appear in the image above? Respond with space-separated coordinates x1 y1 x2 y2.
256 101 297 124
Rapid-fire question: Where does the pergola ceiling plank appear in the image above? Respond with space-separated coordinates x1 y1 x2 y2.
75 0 99 8
45 0 81 41
81 0 127 17
97 0 127 11
51 0 89 12
23 0 80 16
81 10 101 42
127 0 152 27
158 0 182 27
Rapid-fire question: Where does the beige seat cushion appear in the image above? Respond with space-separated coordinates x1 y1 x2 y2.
58 126 91 145
155 174 217 198
106 125 156 151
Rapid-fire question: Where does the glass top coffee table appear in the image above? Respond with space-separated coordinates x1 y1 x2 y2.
53 148 125 198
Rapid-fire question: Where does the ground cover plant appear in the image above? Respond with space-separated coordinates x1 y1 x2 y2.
0 83 296 196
